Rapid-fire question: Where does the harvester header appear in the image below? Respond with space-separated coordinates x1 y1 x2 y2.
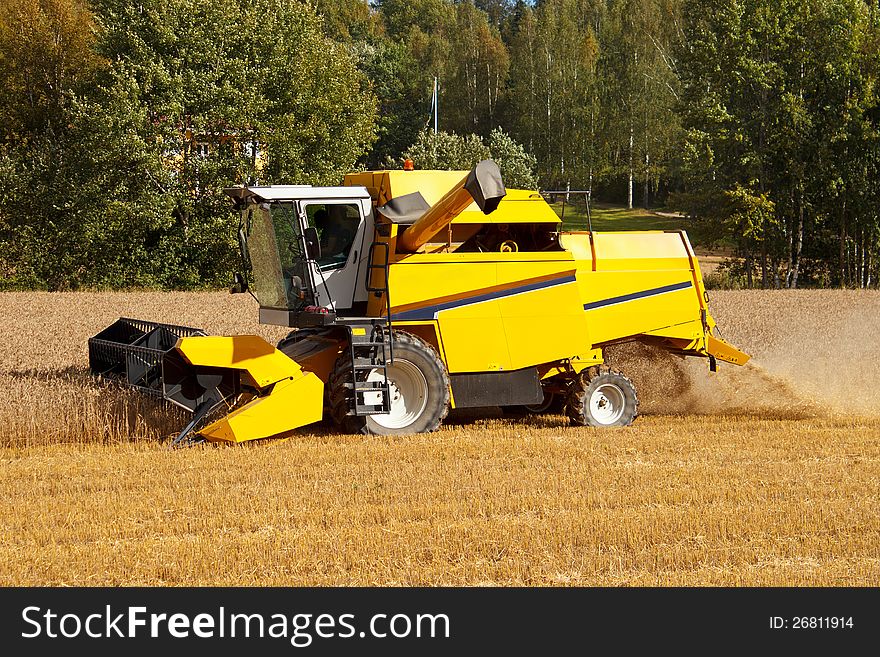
90 160 749 444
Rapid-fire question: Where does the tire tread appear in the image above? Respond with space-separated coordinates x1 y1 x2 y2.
328 331 450 435
566 365 639 427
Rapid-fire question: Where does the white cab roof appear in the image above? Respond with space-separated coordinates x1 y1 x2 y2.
225 185 371 202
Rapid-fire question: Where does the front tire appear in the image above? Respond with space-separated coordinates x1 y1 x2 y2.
329 331 450 435
566 366 639 427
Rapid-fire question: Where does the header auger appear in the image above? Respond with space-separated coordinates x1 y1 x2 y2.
89 160 749 444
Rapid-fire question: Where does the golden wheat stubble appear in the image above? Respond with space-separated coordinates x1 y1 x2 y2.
0 290 877 585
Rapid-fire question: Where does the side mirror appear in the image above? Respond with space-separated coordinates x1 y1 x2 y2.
230 272 248 294
304 226 321 260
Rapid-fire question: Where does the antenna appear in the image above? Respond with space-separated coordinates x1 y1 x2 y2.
433 77 439 134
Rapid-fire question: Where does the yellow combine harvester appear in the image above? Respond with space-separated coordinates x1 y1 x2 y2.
89 161 749 444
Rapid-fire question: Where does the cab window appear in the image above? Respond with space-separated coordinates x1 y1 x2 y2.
305 203 361 270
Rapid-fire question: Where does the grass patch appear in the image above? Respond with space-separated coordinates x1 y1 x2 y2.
551 202 722 250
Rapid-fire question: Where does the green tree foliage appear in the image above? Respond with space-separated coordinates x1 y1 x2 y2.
484 127 540 190
502 0 682 201
506 1 601 188
0 0 102 142
400 130 490 170
313 0 379 42
677 0 880 288
2 0 879 290
475 0 515 29
378 0 509 137
92 0 377 185
1 0 377 289
0 0 152 290
399 128 538 189
598 0 683 208
444 1 509 134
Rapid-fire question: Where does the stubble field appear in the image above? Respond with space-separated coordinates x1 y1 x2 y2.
0 290 878 586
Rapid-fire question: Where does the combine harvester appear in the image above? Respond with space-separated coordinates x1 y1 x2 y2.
89 161 749 444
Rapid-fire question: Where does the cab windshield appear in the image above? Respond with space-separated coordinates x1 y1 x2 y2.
242 203 315 310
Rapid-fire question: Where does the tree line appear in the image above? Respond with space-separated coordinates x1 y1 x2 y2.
1 0 878 290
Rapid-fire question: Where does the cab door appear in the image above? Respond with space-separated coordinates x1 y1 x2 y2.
299 200 367 312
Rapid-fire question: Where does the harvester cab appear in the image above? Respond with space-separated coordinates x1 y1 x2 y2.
227 184 375 322
89 160 750 445
227 159 508 330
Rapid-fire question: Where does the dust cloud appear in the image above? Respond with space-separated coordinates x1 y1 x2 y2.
607 290 880 419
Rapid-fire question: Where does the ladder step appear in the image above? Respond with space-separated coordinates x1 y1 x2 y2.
348 382 390 391
353 357 384 366
343 263 393 418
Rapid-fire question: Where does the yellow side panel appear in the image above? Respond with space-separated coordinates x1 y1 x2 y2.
176 335 301 389
389 261 512 372
569 231 703 346
440 314 511 372
580 271 702 345
199 372 324 444
591 231 694 272
496 262 591 370
389 260 495 313
389 258 595 373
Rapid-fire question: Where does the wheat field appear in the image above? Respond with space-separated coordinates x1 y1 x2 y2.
0 290 878 586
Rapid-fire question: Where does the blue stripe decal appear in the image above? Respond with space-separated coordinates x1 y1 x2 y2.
583 281 693 311
392 274 577 321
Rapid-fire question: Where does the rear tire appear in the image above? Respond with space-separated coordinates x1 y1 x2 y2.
329 331 450 435
566 366 639 427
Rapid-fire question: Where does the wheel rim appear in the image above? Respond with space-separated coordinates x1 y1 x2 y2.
589 383 626 425
366 359 429 430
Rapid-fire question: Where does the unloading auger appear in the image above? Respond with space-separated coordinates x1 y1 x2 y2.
89 160 749 444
